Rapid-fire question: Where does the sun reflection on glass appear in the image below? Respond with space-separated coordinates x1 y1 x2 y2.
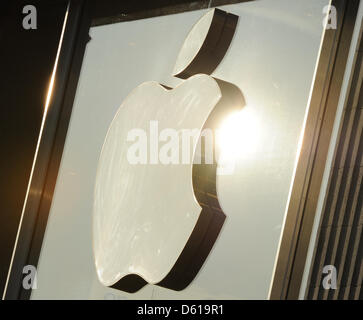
216 107 260 161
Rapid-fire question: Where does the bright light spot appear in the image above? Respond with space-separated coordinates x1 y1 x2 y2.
216 108 260 161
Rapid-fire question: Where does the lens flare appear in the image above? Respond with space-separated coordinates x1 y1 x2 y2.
216 108 260 161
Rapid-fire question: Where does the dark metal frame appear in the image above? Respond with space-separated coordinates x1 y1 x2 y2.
3 0 91 300
305 21 363 299
3 0 359 300
270 0 360 299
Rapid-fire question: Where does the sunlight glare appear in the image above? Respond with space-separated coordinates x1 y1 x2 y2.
216 107 260 161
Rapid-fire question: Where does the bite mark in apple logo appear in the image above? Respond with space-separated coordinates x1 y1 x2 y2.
93 8 245 293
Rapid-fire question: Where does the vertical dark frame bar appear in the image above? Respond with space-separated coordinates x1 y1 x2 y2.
3 0 92 300
0 0 70 297
305 18 363 300
270 0 360 299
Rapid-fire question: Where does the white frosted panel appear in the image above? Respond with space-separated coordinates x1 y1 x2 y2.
32 0 329 299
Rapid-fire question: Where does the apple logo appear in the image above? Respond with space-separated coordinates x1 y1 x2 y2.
93 8 244 292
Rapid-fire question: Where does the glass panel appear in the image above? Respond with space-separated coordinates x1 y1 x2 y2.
32 0 330 299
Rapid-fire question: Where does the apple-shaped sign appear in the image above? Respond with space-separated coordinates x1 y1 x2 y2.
93 8 242 292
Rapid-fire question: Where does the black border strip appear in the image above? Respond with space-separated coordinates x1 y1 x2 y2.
89 0 254 26
3 0 91 300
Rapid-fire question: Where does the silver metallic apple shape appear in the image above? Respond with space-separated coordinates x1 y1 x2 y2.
93 8 243 292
